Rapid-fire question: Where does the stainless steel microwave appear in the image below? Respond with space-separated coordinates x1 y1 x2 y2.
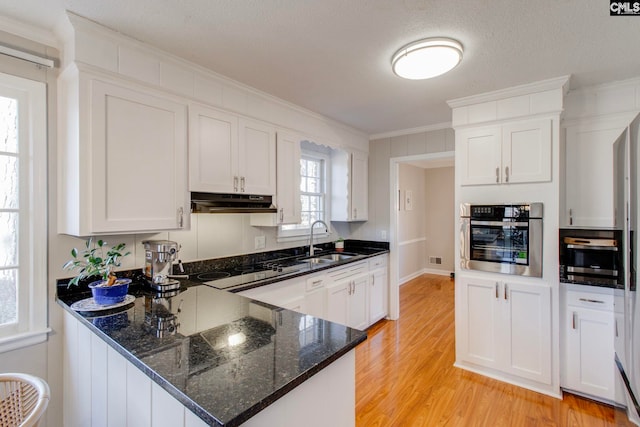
460 203 543 277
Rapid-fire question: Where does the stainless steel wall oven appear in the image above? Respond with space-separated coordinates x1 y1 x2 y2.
460 203 543 277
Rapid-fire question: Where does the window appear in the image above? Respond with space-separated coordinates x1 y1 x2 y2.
0 71 48 353
279 153 329 238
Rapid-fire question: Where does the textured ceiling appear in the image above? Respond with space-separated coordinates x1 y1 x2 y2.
2 0 640 135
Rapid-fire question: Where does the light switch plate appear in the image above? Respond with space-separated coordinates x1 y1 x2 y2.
255 235 266 249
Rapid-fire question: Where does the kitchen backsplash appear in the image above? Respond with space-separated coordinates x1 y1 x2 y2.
52 213 339 279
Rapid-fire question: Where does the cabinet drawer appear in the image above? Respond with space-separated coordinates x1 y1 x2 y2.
306 275 328 292
327 261 368 282
369 255 388 270
566 289 614 311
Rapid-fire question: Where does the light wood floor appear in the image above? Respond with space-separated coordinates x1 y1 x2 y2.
355 274 633 427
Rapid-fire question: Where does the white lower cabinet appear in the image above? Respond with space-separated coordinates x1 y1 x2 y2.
457 275 552 385
368 256 388 325
238 255 389 330
561 285 622 403
326 273 368 330
325 262 370 330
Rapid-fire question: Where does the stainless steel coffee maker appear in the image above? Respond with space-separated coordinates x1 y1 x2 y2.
142 240 182 291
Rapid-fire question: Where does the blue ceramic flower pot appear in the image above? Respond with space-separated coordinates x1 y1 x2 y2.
89 278 131 305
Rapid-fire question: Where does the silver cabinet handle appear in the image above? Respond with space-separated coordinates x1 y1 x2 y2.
495 282 499 299
279 208 284 222
504 283 508 300
495 167 499 183
569 208 573 226
233 176 239 192
177 207 184 228
572 312 577 329
240 176 245 192
615 319 619 337
353 208 357 219
578 298 605 304
505 166 509 183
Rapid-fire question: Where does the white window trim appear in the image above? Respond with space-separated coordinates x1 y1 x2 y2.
0 71 49 353
278 151 331 241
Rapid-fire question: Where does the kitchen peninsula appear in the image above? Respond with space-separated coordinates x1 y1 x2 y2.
57 243 388 427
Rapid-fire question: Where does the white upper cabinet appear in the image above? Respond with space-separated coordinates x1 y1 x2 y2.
457 125 502 185
58 66 189 235
563 115 633 228
276 131 302 225
189 104 276 195
331 149 368 222
458 118 552 186
502 119 552 184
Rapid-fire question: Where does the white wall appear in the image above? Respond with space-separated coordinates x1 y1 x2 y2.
360 128 455 243
398 164 426 281
424 166 455 274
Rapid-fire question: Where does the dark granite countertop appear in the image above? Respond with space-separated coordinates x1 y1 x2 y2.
55 240 387 426
179 240 389 293
57 282 367 426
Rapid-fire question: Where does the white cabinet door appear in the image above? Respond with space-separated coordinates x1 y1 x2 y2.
239 118 276 195
189 104 238 193
189 105 276 195
503 280 551 384
304 289 324 318
564 120 628 227
458 126 502 185
457 276 502 369
457 275 551 385
458 119 551 186
276 131 302 224
331 149 369 222
565 307 615 400
326 280 349 326
369 267 387 325
502 119 552 184
59 73 189 235
349 275 369 330
351 151 369 221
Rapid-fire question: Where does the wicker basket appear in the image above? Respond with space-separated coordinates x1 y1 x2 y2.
0 374 50 427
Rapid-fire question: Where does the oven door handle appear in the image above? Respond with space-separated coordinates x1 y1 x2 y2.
470 220 529 227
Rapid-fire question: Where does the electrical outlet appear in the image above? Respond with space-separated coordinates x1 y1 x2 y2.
380 230 387 240
255 235 266 250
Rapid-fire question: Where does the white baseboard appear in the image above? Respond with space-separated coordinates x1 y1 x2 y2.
399 268 454 285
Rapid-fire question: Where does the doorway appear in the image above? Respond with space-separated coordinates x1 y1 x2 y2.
388 151 455 319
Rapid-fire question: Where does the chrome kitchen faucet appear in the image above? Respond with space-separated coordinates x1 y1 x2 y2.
309 220 329 256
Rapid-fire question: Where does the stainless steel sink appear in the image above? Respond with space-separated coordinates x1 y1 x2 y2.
317 253 355 261
303 253 356 265
304 257 335 264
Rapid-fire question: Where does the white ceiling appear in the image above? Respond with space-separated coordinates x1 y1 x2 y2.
2 0 640 135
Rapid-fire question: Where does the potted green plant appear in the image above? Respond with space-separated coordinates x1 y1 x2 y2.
63 238 132 305
335 237 345 252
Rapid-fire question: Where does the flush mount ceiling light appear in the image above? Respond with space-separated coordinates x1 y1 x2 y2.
391 37 463 80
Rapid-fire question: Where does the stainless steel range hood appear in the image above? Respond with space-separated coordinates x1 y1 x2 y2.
191 192 276 213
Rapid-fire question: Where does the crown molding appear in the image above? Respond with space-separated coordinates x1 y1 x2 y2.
369 121 451 140
0 15 58 48
447 75 570 109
